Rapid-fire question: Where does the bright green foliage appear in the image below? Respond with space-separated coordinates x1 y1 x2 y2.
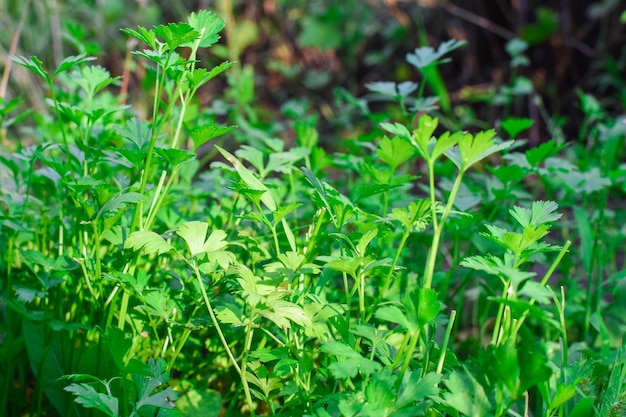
1 7 624 417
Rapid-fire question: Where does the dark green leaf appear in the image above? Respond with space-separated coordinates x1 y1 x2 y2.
97 192 145 220
443 368 491 417
154 148 196 167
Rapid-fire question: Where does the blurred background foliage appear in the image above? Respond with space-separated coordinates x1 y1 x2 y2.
2 0 626 145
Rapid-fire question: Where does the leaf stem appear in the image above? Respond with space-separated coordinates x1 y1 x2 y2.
192 263 255 413
423 170 465 290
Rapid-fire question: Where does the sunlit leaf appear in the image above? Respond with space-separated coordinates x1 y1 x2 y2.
510 201 561 227
216 146 276 211
54 54 96 77
380 122 412 141
377 136 415 170
154 23 200 50
189 124 236 150
121 26 157 49
186 10 225 48
65 384 118 417
11 56 49 81
124 231 173 255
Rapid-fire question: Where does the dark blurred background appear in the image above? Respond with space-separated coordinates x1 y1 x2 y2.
2 0 625 144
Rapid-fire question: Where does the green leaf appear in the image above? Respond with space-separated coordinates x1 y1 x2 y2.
96 192 145 220
189 124 236 150
54 54 97 77
377 136 415 170
389 199 432 231
320 341 359 358
394 371 441 410
272 203 301 225
216 146 276 211
177 221 228 258
65 384 118 417
186 61 235 89
517 336 552 392
375 305 411 330
121 26 157 48
416 288 441 326
367 81 418 100
548 384 576 411
431 131 462 162
573 206 594 274
326 256 366 279
356 183 406 201
570 398 594 417
216 303 246 327
176 388 222 417
124 231 173 255
186 10 225 48
410 114 439 159
522 141 561 170
301 167 336 225
267 300 313 330
510 201 561 227
266 150 306 175
134 358 178 411
154 148 196 167
74 65 117 97
11 56 49 81
380 122 412 141
487 341 520 396
328 357 382 379
118 117 152 150
452 129 513 172
406 39 467 70
562 167 611 194
154 23 200 50
443 368 491 417
24 321 69 414
501 117 533 139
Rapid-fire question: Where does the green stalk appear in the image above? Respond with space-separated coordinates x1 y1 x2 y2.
241 311 257 416
117 289 130 330
367 229 410 321
358 270 366 322
192 263 254 412
491 281 510 345
512 240 571 336
423 170 465 290
0 237 16 417
132 49 170 231
399 328 421 381
143 169 170 231
436 310 456 374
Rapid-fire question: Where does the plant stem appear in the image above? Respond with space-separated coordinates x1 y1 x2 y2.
423 170 465 290
192 263 254 412
399 328 421 381
437 310 456 374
